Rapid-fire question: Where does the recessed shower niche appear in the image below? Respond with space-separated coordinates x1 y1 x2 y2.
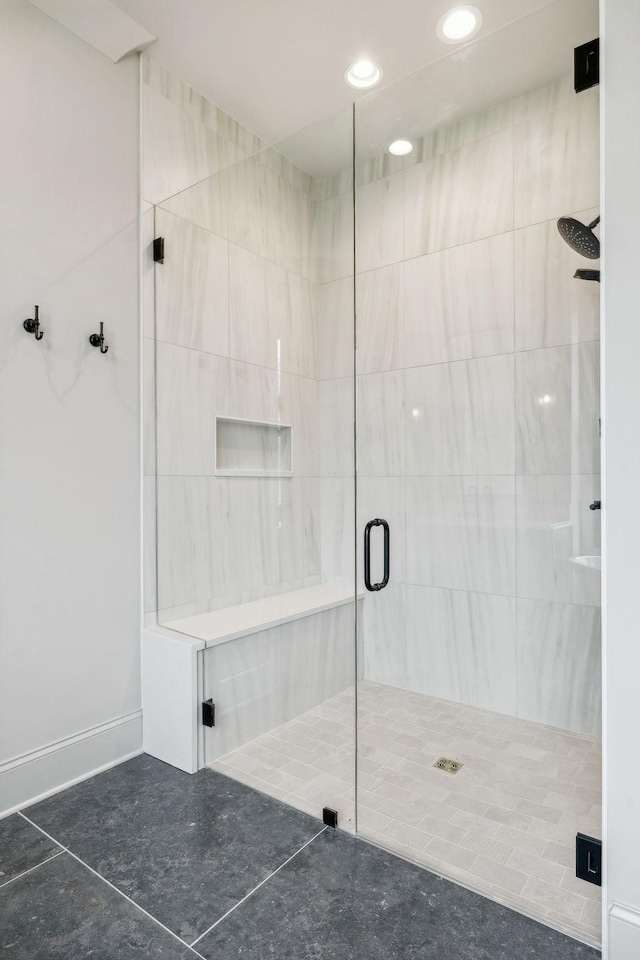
215 417 293 477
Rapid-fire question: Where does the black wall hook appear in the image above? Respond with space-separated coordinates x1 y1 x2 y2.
24 305 43 340
89 322 109 354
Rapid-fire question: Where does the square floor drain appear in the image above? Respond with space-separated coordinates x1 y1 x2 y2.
433 757 463 775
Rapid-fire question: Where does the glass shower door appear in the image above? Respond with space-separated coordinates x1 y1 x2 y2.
353 0 602 945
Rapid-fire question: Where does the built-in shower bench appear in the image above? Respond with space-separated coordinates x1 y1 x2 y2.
142 584 363 776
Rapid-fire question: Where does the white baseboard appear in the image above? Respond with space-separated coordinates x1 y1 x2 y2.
610 902 640 959
0 710 143 818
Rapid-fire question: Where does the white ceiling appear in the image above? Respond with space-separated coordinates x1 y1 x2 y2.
111 0 585 145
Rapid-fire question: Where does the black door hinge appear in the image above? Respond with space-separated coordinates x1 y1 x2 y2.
153 237 165 263
202 699 215 727
576 833 602 886
574 38 599 93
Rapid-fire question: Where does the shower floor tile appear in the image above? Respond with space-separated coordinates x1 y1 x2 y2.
210 680 602 947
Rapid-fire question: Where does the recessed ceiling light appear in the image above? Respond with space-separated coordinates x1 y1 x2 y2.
436 5 483 44
344 59 383 89
389 139 413 156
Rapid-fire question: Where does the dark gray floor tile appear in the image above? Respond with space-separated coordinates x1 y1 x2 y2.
26 754 321 943
0 813 62 887
0 852 193 960
197 830 601 960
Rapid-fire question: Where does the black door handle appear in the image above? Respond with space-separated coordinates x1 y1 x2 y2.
364 518 389 592
589 501 601 510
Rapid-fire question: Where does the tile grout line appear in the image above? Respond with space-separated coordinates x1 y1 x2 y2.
189 825 328 947
18 812 207 960
0 849 65 890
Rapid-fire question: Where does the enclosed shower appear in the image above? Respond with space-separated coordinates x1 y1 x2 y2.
143 0 601 947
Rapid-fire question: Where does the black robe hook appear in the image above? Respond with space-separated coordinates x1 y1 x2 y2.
23 305 43 340
89 321 109 354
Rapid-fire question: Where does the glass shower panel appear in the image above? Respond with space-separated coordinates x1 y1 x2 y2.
151 97 357 827
354 0 602 945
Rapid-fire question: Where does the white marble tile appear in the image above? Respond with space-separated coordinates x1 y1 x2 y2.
404 129 514 259
162 152 310 275
511 76 574 126
405 585 517 714
356 172 403 273
229 244 317 378
142 84 253 205
405 476 516 596
156 342 228 476
143 337 156 476
142 205 156 339
301 478 321 579
204 604 355 760
357 371 404 477
288 374 320 478
319 378 354 477
227 154 309 275
514 210 600 351
362 583 408 688
160 166 230 243
312 190 353 283
274 606 356 719
407 99 515 169
229 244 293 369
318 277 354 381
320 477 355 586
516 475 601 606
515 342 600 475
516 598 601 736
514 89 599 228
405 355 515 476
154 209 229 356
228 478 304 594
403 233 514 366
356 264 403 374
143 475 156 615
156 475 229 610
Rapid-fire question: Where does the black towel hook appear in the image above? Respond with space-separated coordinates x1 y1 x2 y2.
23 305 43 340
89 321 109 354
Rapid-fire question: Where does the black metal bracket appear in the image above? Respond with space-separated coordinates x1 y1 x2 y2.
576 833 602 886
574 38 599 93
202 699 215 727
323 807 338 828
89 322 109 354
153 237 165 263
23 305 43 340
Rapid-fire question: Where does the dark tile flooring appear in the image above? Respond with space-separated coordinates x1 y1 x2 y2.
0 755 601 960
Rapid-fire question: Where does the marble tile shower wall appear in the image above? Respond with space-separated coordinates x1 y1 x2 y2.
142 60 328 623
317 76 601 736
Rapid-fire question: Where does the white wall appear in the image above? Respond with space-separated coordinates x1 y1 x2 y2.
0 0 142 813
602 0 640 956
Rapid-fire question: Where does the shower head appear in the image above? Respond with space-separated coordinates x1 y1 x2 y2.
574 268 600 283
557 215 600 259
